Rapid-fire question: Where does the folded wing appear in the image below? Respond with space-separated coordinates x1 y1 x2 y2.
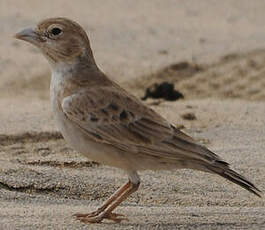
62 87 222 163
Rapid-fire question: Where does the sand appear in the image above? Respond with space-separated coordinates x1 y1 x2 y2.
0 1 265 229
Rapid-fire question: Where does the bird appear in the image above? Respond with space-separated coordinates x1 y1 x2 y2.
15 17 261 224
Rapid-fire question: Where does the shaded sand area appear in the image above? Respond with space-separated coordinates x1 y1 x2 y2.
1 1 265 229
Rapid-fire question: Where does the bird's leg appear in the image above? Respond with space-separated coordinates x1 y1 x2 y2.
74 181 131 218
100 180 139 222
75 180 140 223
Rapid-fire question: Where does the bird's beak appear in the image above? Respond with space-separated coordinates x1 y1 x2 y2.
14 27 42 46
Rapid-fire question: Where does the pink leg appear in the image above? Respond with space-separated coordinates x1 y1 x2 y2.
75 180 139 223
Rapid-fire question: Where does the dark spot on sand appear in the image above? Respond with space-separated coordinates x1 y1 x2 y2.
142 82 184 101
182 112 197 121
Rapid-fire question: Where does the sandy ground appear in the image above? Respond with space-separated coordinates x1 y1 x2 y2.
1 1 265 229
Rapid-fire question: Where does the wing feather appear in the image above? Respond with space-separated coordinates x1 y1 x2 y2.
62 87 223 164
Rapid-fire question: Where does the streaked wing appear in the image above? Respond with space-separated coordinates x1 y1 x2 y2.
62 86 222 163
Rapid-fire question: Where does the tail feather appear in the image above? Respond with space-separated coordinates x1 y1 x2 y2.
168 126 261 197
206 162 262 197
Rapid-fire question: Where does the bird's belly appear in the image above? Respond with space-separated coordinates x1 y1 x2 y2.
53 110 136 169
55 115 176 171
55 114 186 172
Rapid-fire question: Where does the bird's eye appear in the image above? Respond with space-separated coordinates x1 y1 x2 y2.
51 27 62 36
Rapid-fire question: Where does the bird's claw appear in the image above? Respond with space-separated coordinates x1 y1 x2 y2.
74 211 128 223
73 210 99 218
105 212 128 223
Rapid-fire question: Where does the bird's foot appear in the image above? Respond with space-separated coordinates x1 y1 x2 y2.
74 211 128 223
73 210 100 219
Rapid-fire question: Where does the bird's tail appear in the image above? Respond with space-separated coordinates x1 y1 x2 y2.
205 161 262 197
167 126 261 197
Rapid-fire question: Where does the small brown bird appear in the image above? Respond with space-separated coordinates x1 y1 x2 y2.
15 18 261 223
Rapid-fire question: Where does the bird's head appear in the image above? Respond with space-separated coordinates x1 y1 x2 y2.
15 18 95 66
